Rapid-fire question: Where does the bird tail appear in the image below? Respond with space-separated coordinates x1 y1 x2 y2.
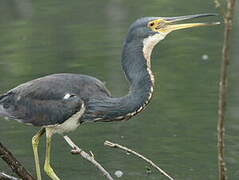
0 93 8 102
0 104 6 116
0 94 10 118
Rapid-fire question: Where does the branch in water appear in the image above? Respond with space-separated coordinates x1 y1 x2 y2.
63 136 114 180
104 140 174 180
0 142 35 180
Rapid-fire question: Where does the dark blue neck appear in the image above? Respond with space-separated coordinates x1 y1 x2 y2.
122 39 154 94
84 39 154 122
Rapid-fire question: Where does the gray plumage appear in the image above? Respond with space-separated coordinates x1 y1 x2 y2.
0 13 218 128
0 18 157 127
0 74 111 126
0 13 218 180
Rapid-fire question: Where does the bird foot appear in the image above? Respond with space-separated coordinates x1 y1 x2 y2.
44 164 60 180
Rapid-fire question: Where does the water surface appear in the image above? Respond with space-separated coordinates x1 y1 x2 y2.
0 0 238 180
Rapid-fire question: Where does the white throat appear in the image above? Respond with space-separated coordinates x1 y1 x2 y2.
142 33 166 62
141 33 167 87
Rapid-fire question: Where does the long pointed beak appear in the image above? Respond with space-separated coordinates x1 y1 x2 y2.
157 13 220 33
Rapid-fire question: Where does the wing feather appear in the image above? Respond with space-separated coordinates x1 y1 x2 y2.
0 73 110 126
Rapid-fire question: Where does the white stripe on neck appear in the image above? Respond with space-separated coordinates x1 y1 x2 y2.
142 33 166 62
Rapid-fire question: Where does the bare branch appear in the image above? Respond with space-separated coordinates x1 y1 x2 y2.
0 172 19 180
0 142 35 180
63 136 114 180
104 140 174 180
217 0 236 180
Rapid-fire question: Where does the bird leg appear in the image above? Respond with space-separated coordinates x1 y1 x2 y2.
32 128 46 180
44 128 60 180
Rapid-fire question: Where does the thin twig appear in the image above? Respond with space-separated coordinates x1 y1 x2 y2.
0 172 19 180
104 140 174 180
63 136 114 180
217 0 236 180
0 142 35 180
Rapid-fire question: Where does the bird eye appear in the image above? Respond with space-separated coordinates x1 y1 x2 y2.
149 22 155 27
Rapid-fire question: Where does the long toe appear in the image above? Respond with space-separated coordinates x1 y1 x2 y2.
44 164 60 180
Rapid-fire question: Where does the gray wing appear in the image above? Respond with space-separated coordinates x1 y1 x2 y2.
0 73 111 126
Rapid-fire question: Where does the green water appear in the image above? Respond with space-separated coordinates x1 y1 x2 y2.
0 0 238 180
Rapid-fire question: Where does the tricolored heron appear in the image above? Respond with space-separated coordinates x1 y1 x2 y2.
0 14 218 180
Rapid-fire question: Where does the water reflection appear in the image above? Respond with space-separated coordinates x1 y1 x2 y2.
0 0 238 180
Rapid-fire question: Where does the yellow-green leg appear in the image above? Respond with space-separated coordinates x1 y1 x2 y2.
32 128 46 180
44 128 60 180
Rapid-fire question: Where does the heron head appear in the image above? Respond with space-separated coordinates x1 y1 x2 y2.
125 13 219 60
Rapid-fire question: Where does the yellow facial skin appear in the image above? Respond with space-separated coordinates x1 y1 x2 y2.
148 18 220 33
